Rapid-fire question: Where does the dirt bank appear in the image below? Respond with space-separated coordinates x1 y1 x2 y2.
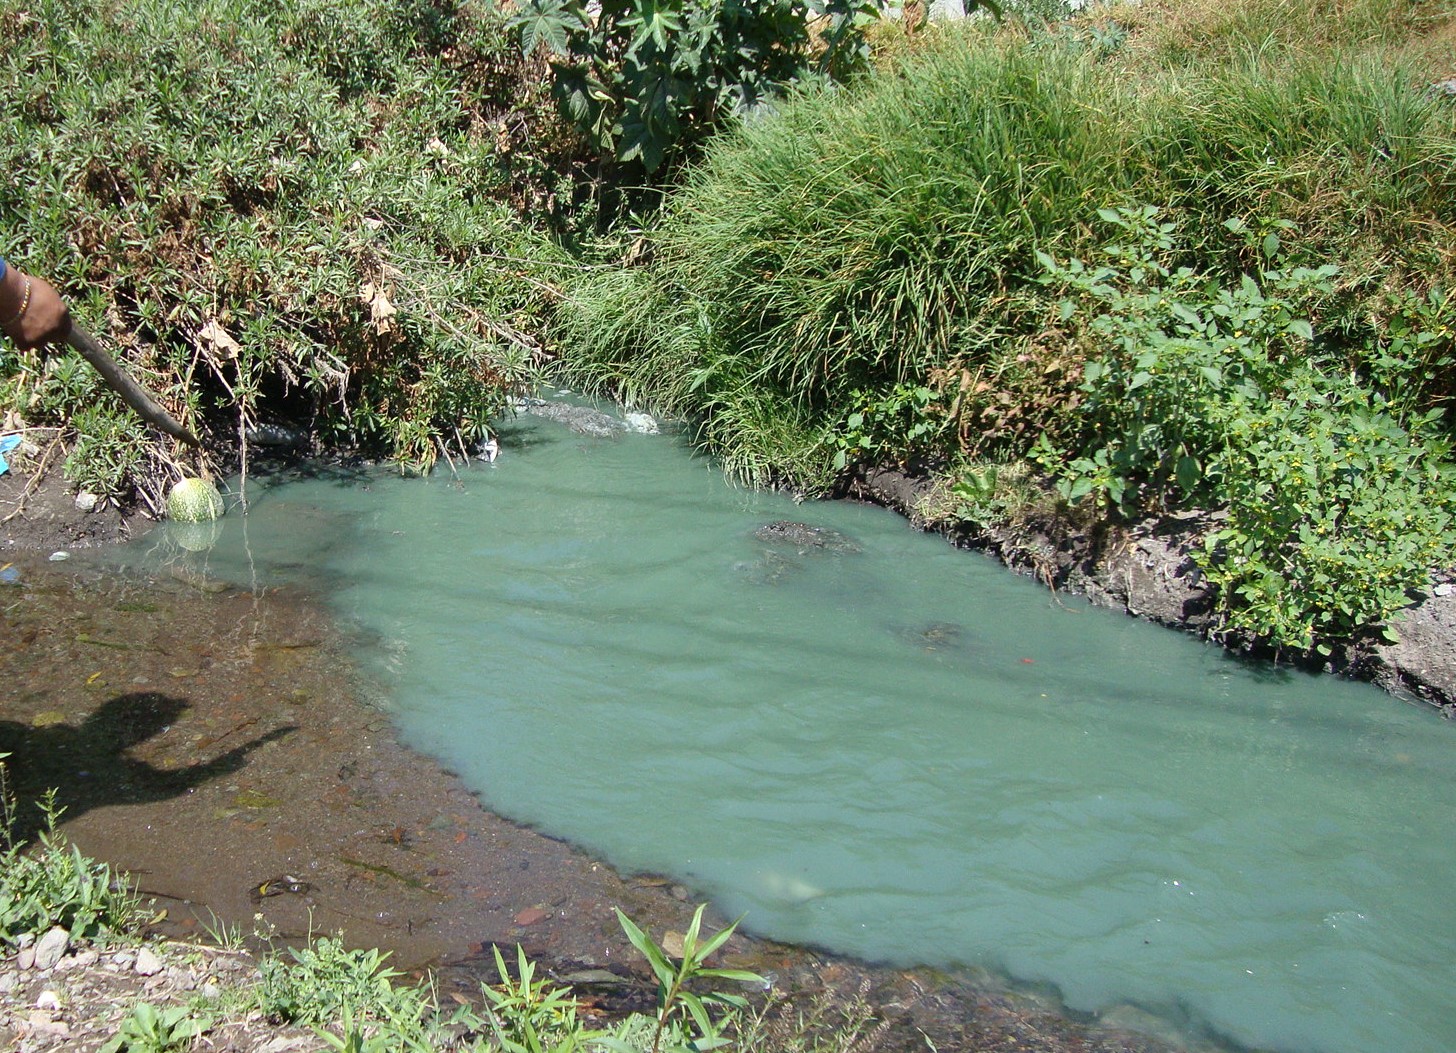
847 465 1456 716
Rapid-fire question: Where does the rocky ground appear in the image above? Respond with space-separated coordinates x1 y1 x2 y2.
1 935 321 1052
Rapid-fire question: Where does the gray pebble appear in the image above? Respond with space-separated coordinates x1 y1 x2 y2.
133 947 164 976
33 927 70 971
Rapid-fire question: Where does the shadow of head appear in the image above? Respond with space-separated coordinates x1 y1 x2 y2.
0 691 297 845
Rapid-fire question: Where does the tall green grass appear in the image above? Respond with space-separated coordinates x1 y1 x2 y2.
554 0 1456 489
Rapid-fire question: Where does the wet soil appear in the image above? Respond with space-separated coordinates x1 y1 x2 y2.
0 442 150 555
0 503 1195 1052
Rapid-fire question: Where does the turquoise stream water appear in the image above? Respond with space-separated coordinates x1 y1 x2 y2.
138 410 1455 1053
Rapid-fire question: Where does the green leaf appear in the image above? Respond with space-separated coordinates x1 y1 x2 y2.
615 909 675 988
681 903 705 960
693 917 743 961
1175 454 1201 493
512 0 576 57
694 967 763 983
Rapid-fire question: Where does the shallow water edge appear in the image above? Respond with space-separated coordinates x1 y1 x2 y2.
0 551 1198 1053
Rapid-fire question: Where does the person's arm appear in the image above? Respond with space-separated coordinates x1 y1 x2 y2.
0 257 71 351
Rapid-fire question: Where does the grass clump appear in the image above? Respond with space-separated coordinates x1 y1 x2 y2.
0 0 565 497
551 0 1456 651
554 0 1456 490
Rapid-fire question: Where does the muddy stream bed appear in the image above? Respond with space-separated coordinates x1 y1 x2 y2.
0 547 1186 1053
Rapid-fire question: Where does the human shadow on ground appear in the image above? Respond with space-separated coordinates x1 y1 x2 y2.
0 691 296 845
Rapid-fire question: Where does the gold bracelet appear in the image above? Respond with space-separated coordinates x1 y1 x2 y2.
2 277 33 328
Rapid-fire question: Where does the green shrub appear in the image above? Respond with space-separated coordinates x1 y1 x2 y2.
256 935 412 1028
510 0 884 177
1037 207 1456 651
1034 204 1338 511
553 5 1456 488
1198 381 1456 652
0 785 137 945
1 0 564 492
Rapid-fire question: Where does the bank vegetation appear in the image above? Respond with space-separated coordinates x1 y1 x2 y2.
3 0 1455 653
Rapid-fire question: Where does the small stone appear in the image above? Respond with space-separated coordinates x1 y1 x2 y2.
110 950 136 971
33 927 69 971
623 412 660 434
0 971 18 994
670 885 689 901
35 990 61 1011
17 946 35 970
1434 582 1454 597
257 1037 312 1053
513 906 549 926
73 492 99 513
133 947 164 976
48 551 69 562
661 931 686 959
53 948 97 974
201 982 222 999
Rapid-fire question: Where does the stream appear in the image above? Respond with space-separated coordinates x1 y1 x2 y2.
115 404 1456 1053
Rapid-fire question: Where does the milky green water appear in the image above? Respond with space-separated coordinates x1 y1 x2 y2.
141 411 1456 1053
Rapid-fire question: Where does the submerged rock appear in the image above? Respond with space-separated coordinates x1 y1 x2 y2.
735 549 803 586
898 621 967 653
753 520 861 554
622 412 660 434
523 401 625 438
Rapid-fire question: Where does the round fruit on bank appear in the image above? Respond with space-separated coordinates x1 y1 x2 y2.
167 477 225 522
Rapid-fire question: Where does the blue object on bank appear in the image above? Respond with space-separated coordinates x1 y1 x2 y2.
0 433 20 476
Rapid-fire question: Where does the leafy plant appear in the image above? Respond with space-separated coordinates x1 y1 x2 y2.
0 790 137 945
509 0 883 174
1035 204 1336 513
612 904 764 1053
1197 378 1456 652
830 383 944 472
945 459 1046 530
1038 205 1456 652
256 934 410 1028
1355 284 1456 426
98 1003 212 1053
478 943 595 1053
